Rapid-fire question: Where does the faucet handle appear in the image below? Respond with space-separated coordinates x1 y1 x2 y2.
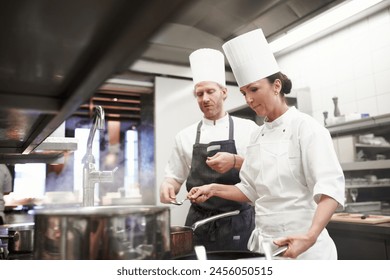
99 167 118 183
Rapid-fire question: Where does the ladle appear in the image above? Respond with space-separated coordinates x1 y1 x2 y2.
170 198 188 205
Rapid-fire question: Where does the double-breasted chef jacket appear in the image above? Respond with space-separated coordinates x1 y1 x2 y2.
236 106 345 259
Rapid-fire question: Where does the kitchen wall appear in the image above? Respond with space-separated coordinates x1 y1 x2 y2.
276 7 390 124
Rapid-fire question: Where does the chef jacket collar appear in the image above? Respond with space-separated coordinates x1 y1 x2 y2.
202 113 229 126
264 106 296 129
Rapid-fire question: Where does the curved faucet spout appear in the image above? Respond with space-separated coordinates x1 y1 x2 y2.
82 105 115 207
86 105 105 155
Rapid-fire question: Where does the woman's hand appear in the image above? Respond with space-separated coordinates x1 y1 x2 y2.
273 196 339 258
187 185 213 203
273 233 316 259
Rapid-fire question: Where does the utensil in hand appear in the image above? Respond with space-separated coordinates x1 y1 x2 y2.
272 245 288 257
262 241 288 260
170 198 188 205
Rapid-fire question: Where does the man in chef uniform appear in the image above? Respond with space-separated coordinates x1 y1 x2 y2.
188 30 345 259
0 164 12 225
160 48 258 251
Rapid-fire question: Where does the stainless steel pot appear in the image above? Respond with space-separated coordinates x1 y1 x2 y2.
8 223 34 253
0 223 34 253
31 205 170 260
0 226 9 259
170 210 240 258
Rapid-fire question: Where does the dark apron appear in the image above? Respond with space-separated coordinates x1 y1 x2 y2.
185 116 254 251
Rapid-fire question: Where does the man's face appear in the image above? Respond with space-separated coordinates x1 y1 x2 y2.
194 81 227 120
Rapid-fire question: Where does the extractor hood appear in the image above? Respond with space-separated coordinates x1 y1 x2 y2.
0 122 78 164
0 0 190 163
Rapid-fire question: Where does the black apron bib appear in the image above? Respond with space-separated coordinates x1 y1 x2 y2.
185 116 254 251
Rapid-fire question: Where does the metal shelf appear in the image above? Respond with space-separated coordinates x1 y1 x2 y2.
346 184 390 189
355 144 390 153
341 160 390 171
327 113 390 137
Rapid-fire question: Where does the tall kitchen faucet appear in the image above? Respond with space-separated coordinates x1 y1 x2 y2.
82 105 117 206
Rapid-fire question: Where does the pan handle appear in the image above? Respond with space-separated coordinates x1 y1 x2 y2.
191 210 240 231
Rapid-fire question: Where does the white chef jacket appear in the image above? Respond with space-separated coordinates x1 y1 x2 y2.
164 114 258 184
0 164 12 223
236 107 345 259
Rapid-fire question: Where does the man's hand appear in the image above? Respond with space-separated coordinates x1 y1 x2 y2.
206 152 236 173
159 178 181 203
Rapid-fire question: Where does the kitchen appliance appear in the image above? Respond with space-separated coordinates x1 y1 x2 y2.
175 242 289 260
32 205 170 260
174 250 265 260
173 246 289 260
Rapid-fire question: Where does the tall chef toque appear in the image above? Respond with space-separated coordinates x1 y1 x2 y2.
222 29 279 87
189 48 226 87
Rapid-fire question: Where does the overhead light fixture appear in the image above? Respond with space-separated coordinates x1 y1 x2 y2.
106 78 154 88
269 0 386 54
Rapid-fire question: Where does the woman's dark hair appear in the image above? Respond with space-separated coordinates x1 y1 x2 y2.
266 72 292 95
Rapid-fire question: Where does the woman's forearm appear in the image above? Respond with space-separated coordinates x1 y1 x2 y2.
307 195 338 241
188 183 251 203
204 183 250 202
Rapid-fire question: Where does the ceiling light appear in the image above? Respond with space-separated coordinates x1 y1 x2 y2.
106 78 154 88
269 0 386 54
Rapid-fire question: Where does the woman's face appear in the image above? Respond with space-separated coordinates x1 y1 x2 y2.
195 81 227 120
240 78 281 118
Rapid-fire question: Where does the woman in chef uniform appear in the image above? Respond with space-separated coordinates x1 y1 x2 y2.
160 49 258 251
188 29 345 259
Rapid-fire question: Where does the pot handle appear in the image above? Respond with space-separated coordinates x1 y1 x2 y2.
191 210 240 231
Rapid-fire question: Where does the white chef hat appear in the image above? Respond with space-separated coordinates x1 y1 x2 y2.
189 48 226 87
222 29 279 87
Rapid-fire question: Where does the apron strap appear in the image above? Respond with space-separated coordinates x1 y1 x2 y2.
195 115 235 144
228 115 234 140
195 121 202 144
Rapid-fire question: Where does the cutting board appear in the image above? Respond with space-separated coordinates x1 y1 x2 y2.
331 213 390 224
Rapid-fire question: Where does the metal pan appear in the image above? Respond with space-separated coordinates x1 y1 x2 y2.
170 210 240 257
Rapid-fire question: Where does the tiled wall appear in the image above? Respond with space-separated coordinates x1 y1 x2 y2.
277 7 390 124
